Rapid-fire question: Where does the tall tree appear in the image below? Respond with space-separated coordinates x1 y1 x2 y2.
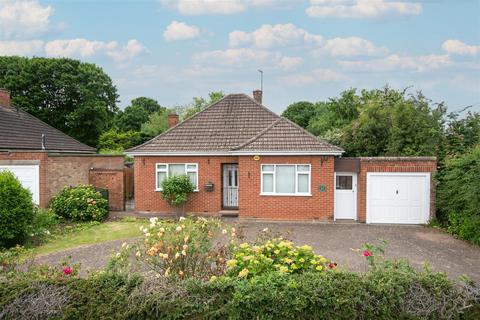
141 109 170 139
115 97 164 132
176 91 224 120
130 97 162 114
281 101 316 128
0 57 118 147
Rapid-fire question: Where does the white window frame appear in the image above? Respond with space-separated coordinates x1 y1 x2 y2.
260 164 311 196
155 163 199 191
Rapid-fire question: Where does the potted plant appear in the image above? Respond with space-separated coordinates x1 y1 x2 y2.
160 174 195 217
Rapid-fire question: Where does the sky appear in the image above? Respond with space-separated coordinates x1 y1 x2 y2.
0 0 479 114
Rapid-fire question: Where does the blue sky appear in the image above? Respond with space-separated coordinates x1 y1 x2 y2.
0 0 479 114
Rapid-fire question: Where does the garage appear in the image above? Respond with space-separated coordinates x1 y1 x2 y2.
366 172 430 224
0 165 40 204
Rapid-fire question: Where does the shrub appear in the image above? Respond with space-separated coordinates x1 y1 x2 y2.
26 208 59 245
0 171 34 247
226 238 336 279
118 217 236 280
50 185 108 222
437 145 480 244
160 175 195 215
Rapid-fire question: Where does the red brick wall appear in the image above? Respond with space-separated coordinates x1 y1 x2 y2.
0 151 124 207
239 155 334 220
134 155 335 220
89 169 124 211
357 158 437 222
134 156 238 214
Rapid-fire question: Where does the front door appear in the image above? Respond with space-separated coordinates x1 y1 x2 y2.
222 164 238 209
334 172 357 220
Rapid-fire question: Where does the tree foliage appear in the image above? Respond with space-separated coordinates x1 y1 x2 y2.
0 57 118 147
282 101 316 128
97 129 143 152
176 91 224 120
140 109 170 139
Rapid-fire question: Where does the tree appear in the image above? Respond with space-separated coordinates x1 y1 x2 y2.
0 57 118 147
281 101 316 128
97 129 142 152
141 109 170 139
130 97 162 114
161 174 195 217
115 104 150 132
443 110 480 159
176 91 224 120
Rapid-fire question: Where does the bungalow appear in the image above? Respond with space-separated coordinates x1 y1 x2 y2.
0 89 125 210
126 91 436 224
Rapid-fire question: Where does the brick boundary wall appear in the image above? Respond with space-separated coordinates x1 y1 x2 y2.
89 169 125 211
356 157 437 223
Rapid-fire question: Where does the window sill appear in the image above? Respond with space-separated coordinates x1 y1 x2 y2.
155 189 200 192
260 193 312 197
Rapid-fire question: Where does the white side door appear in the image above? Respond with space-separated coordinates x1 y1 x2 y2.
0 165 40 204
334 172 357 220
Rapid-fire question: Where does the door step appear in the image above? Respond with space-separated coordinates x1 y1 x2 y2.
219 210 239 217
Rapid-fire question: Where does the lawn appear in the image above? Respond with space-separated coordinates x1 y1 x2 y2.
30 219 147 257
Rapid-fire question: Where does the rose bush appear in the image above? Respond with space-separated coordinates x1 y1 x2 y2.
50 185 108 222
121 216 238 280
226 238 336 279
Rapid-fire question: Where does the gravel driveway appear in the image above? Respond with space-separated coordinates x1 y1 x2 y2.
33 221 480 281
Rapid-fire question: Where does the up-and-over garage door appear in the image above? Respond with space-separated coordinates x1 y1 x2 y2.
367 173 430 224
0 165 40 205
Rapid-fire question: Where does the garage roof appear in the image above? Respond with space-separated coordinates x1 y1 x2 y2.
0 104 96 153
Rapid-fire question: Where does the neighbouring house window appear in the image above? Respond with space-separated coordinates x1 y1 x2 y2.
261 164 311 195
336 175 352 190
156 163 198 191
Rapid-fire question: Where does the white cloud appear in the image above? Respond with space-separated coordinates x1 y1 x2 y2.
229 23 322 48
160 0 299 15
306 0 422 18
339 54 450 72
160 0 245 15
44 39 148 62
0 0 53 38
277 68 347 86
442 39 480 56
318 36 388 56
106 40 149 62
163 21 200 41
193 48 301 70
0 40 44 55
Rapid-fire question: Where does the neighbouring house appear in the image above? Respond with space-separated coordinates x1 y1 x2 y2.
126 91 437 224
0 89 125 210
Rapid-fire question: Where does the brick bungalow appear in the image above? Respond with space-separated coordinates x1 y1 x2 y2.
0 89 125 210
126 91 436 224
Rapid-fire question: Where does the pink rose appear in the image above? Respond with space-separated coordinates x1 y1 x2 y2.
363 250 372 257
63 267 73 275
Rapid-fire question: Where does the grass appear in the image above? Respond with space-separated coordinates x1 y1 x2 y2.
30 219 147 257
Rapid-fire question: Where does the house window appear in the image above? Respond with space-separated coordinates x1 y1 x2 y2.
156 163 198 191
261 164 311 195
336 175 352 190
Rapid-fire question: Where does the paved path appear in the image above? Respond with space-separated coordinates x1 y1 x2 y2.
33 222 480 281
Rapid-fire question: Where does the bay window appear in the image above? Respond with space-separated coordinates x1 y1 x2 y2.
261 164 311 195
156 163 198 191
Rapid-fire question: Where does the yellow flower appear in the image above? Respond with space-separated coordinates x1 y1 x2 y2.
226 259 237 268
316 265 323 271
310 259 318 265
175 226 182 232
209 275 217 282
299 245 312 251
239 243 249 249
243 255 253 261
274 250 280 255
279 266 289 273
283 258 293 264
299 258 305 263
319 256 327 264
175 252 180 259
183 244 188 250
181 250 187 256
238 268 249 278
291 263 298 270
222 229 227 234
135 251 142 257
159 227 165 232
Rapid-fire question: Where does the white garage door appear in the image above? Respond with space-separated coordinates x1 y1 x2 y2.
0 165 40 205
367 173 430 224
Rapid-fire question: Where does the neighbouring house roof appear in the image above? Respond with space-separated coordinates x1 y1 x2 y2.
126 93 343 155
0 105 96 153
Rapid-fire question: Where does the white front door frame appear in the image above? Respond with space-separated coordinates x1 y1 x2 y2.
334 171 357 221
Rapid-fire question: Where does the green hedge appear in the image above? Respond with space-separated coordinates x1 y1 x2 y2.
437 145 480 244
1 267 478 319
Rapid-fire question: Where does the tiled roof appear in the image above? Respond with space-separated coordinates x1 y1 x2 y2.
127 93 343 154
0 105 96 153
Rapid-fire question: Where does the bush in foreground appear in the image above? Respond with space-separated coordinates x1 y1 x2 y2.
0 171 34 248
50 185 108 222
